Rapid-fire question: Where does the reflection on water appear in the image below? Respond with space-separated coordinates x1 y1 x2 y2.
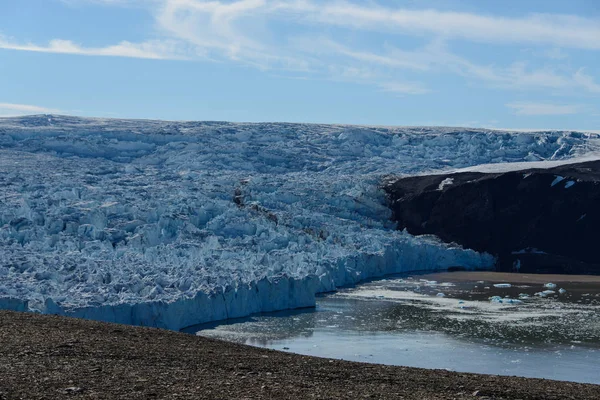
186 273 600 384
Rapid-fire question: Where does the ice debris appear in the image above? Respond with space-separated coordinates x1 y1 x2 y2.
544 283 557 289
493 283 512 288
535 290 556 297
489 296 522 304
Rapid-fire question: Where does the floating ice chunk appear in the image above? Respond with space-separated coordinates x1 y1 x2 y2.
544 283 557 289
493 283 512 288
518 293 530 299
505 298 523 304
551 176 565 187
489 295 521 304
559 288 567 294
489 296 504 303
439 282 455 287
436 293 445 297
534 290 556 297
564 180 575 188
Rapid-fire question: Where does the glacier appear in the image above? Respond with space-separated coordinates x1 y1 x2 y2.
1 115 599 330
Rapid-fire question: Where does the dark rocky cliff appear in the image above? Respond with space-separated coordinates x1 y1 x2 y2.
383 160 600 274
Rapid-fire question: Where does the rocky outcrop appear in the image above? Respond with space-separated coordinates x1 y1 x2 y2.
383 161 600 274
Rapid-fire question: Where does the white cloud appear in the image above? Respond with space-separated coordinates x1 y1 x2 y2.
150 0 600 92
0 36 189 60
308 39 595 94
0 103 61 117
153 0 600 50
378 81 431 95
2 0 600 96
305 5 600 50
506 102 584 116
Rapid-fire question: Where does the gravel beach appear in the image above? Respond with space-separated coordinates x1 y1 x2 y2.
1 310 598 399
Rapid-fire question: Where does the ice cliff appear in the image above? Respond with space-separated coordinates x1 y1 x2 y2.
1 115 598 330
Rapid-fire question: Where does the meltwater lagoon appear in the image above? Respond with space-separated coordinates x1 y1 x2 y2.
192 272 600 384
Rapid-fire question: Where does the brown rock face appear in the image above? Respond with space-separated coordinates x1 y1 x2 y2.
383 160 600 274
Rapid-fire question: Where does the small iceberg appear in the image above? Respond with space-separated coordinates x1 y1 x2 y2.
493 283 512 288
489 296 504 303
489 296 522 304
505 298 523 304
535 290 556 297
544 283 557 289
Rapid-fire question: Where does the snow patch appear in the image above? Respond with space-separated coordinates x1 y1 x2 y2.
437 178 454 191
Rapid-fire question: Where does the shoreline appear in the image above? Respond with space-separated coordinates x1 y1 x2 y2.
1 310 599 399
420 271 600 284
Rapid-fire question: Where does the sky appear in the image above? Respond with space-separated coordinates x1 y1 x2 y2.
0 0 599 130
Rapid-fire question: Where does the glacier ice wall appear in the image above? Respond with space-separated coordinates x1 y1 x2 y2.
1 115 598 330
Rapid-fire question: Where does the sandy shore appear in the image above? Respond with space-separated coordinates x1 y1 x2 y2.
420 271 600 284
1 310 598 399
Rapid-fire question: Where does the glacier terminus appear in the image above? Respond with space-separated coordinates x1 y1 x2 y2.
1 115 599 330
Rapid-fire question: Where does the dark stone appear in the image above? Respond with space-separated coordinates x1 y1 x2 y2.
383 160 600 274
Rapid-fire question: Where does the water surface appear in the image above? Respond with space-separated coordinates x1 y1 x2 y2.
189 272 600 384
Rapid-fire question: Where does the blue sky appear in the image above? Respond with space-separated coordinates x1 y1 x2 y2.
1 0 599 130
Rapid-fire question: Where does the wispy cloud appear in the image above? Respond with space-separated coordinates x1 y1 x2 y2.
0 36 189 60
506 102 584 116
151 1 600 50
0 103 61 116
2 0 600 96
378 81 431 95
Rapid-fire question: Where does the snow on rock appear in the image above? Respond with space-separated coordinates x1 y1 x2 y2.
437 178 454 191
1 115 599 330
